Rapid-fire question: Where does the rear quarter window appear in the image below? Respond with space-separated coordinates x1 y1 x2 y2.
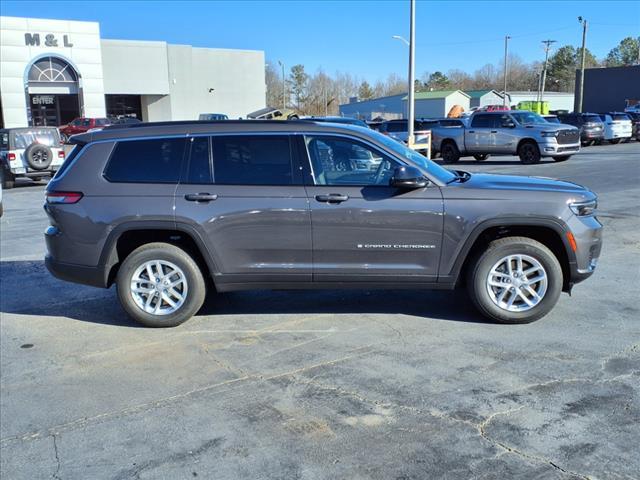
104 138 186 183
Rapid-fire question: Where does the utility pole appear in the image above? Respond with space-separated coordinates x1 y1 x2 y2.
407 0 416 147
278 60 286 109
503 35 510 107
540 39 556 103
577 17 588 113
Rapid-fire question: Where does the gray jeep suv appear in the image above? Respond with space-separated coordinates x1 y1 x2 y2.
44 120 602 327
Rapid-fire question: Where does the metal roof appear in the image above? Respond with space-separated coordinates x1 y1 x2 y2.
401 90 470 100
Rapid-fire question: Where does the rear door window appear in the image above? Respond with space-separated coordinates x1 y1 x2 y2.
184 136 212 184
211 135 294 185
104 137 187 183
470 114 494 128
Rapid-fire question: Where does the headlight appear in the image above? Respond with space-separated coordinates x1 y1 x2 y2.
570 199 597 216
541 131 558 137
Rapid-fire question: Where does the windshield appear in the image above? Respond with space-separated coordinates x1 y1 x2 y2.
511 112 546 125
12 129 59 149
584 115 601 123
367 129 457 184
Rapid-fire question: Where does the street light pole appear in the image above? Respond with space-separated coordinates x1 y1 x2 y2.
540 39 556 103
407 0 416 147
278 60 286 109
577 17 588 113
503 35 510 107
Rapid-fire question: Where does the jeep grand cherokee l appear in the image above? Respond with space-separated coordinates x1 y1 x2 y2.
44 120 602 327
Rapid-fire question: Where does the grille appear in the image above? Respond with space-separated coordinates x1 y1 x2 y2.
557 129 580 144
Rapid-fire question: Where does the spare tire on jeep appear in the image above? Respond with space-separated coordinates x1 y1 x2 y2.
25 143 53 171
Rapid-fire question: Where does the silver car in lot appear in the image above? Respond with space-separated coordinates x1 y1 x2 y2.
0 127 65 188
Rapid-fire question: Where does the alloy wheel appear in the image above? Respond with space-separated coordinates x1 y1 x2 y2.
130 260 188 315
486 254 548 312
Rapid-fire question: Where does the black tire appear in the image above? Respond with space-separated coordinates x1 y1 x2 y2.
473 153 490 161
0 168 15 189
61 133 69 143
552 155 571 162
610 138 621 144
440 142 460 163
518 141 541 164
24 143 53 170
288 115 299 120
116 242 206 327
467 236 563 324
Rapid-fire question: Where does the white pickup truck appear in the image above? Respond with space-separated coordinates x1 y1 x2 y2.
431 110 581 164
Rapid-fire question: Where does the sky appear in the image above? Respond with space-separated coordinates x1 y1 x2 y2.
2 0 638 82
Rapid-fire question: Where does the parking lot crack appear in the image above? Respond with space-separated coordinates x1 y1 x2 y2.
51 434 62 480
477 406 592 480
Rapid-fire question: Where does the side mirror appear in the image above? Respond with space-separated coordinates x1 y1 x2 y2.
390 166 428 189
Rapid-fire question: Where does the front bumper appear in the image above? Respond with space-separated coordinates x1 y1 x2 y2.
539 139 580 156
566 214 603 287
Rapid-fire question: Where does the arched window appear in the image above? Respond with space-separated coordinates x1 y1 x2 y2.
28 56 78 83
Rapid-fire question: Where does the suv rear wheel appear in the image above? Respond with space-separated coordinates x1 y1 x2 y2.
116 242 206 327
467 236 562 324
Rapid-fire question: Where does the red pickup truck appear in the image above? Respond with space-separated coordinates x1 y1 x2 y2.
59 117 111 141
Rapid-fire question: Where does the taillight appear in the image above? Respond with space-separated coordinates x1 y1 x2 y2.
8 153 16 161
58 150 65 159
46 191 83 204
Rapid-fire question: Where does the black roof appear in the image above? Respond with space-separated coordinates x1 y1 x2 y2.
70 120 369 144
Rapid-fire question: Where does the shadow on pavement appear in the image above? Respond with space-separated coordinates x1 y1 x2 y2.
1 260 490 327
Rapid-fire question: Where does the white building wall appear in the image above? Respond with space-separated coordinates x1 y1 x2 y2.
509 92 575 111
412 99 445 118
166 45 265 120
444 92 470 116
1 16 266 126
101 39 170 95
0 16 106 127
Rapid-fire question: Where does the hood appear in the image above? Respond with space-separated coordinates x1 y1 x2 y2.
460 172 591 195
524 123 578 131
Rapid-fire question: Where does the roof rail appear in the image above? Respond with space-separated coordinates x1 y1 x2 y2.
103 119 316 130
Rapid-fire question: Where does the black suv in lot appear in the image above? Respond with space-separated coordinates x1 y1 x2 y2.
45 121 602 327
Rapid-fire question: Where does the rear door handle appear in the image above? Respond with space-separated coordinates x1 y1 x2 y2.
315 193 349 204
490 130 498 133
468 130 475 133
184 193 218 202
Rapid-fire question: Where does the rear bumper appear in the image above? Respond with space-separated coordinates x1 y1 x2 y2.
581 131 604 140
45 254 109 288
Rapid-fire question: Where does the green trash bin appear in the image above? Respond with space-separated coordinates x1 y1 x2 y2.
540 101 550 115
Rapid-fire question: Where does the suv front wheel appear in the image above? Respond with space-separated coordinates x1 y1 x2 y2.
467 237 562 324
116 243 206 327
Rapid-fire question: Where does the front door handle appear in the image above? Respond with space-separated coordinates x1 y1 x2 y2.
185 193 218 202
315 193 349 204
468 130 475 133
490 130 498 133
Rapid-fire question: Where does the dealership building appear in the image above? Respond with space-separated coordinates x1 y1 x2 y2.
0 16 266 128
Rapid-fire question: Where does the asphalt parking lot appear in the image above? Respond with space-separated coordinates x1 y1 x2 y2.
1 142 639 479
